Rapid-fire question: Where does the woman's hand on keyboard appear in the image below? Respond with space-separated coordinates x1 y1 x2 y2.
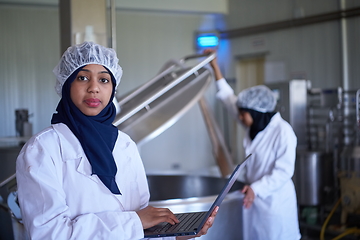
137 206 180 229
176 206 219 240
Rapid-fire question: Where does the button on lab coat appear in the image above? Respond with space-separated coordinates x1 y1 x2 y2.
16 123 175 240
215 79 301 240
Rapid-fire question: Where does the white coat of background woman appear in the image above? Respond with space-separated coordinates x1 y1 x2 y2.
205 49 301 240
16 42 217 240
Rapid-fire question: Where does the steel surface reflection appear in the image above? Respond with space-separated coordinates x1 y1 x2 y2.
147 175 245 240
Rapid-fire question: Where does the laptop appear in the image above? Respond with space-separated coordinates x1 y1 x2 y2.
144 154 251 238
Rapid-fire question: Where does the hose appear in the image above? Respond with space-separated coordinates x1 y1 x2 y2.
320 199 341 240
320 198 360 240
332 227 360 240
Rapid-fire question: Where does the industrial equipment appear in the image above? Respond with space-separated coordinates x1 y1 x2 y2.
338 89 360 225
114 52 234 176
267 80 360 239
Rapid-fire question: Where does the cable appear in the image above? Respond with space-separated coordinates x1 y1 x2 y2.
320 199 341 240
332 227 360 240
320 198 360 240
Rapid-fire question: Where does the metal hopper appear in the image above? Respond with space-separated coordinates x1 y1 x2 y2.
113 52 234 176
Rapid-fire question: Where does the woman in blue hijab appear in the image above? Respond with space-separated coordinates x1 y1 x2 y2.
16 42 217 239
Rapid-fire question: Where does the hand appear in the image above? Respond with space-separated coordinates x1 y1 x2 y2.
241 185 255 209
203 49 218 68
202 49 223 80
136 206 179 229
176 206 219 240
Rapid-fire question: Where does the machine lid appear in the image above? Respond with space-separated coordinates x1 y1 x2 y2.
113 53 215 145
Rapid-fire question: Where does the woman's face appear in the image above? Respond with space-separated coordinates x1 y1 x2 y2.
70 64 113 116
238 110 253 127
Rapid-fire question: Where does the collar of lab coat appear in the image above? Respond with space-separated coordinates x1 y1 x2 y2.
266 112 281 127
52 123 100 182
49 123 125 207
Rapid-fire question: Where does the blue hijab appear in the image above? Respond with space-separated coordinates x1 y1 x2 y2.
51 67 121 195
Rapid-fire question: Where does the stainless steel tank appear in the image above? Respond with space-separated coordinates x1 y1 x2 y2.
339 145 360 218
294 150 334 206
147 175 244 240
338 89 360 218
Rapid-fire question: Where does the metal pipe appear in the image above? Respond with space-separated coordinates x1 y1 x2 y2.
340 0 350 91
109 0 116 50
220 6 360 39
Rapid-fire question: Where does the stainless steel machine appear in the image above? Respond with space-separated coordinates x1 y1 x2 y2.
338 89 360 225
266 80 309 149
267 80 360 238
114 52 234 176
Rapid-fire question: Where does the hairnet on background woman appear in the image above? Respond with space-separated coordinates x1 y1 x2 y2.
236 85 277 113
237 85 278 140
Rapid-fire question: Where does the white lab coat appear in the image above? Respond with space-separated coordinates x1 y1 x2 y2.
16 123 176 240
216 78 301 240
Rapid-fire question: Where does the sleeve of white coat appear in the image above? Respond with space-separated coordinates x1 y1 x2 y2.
215 78 239 121
250 124 297 199
16 136 145 240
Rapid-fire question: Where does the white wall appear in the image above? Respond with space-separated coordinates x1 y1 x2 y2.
226 0 340 28
0 5 60 139
221 21 343 88
218 0 360 90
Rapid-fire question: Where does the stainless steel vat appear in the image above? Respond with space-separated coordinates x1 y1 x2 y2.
294 150 334 206
114 54 215 146
147 175 244 240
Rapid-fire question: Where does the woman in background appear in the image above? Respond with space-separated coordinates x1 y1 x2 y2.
205 49 301 240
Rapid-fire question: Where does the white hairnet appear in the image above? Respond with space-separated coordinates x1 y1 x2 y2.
236 85 276 113
53 41 123 97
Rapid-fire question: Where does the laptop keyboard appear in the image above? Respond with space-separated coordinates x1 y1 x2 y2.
155 212 207 233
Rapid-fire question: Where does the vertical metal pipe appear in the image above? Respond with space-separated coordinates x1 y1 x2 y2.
109 0 116 50
59 0 72 54
340 0 349 91
59 0 107 48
